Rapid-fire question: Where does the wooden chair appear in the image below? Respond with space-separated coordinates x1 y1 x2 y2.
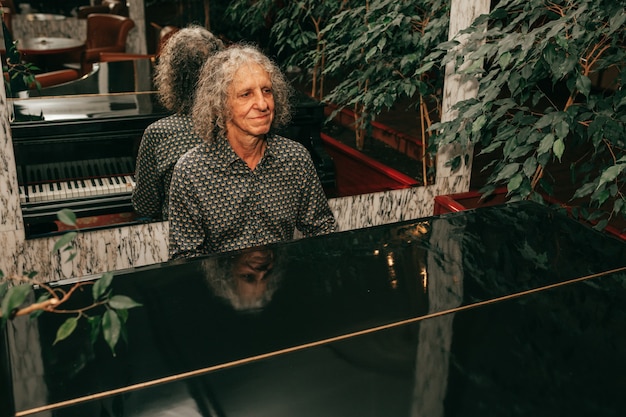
83 14 135 64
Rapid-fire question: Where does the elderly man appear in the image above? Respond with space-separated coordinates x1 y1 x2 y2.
168 44 336 259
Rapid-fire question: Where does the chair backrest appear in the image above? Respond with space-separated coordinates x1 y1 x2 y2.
77 0 129 19
33 69 81 88
85 14 135 62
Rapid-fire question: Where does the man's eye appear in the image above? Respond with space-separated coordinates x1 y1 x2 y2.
237 274 256 283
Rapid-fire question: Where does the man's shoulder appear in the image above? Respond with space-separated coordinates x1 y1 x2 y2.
146 114 195 135
270 134 309 156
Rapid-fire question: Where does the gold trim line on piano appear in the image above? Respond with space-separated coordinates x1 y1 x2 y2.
14 265 626 417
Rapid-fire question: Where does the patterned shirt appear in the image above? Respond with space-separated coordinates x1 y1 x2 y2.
168 133 337 259
132 114 203 220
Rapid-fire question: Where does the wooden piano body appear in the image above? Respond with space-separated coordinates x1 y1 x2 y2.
2 202 625 416
9 59 336 238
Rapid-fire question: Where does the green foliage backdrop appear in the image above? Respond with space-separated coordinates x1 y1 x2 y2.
428 0 625 230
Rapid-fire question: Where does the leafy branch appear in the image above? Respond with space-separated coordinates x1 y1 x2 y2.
0 209 142 355
427 0 625 231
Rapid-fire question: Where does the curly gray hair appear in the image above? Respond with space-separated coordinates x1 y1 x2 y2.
154 25 224 114
192 44 292 142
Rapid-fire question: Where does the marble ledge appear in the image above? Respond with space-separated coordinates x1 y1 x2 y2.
1 221 169 282
2 187 439 282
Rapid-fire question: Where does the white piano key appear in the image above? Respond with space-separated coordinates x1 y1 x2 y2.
41 182 55 202
30 184 43 202
19 185 27 203
51 181 67 200
79 161 99 196
125 175 136 188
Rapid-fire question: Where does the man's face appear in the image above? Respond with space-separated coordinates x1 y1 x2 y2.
232 250 275 307
226 63 275 140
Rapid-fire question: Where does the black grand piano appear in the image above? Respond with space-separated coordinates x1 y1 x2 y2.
2 202 626 416
9 59 336 238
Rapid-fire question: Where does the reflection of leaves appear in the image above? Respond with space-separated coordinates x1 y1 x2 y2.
519 241 548 269
87 315 102 346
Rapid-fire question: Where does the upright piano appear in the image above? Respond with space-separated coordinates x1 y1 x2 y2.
10 59 169 237
9 59 336 238
1 202 625 416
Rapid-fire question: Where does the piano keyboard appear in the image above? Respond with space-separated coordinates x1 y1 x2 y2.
19 157 136 204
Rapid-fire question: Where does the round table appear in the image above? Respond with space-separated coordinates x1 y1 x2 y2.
17 37 84 55
14 37 85 72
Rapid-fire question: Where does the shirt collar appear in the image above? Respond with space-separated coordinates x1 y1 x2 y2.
201 134 281 171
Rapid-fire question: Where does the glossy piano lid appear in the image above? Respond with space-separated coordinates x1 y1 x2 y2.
8 59 166 123
2 201 626 416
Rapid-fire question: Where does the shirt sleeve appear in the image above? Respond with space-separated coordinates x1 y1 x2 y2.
132 127 164 219
296 152 337 237
168 160 206 260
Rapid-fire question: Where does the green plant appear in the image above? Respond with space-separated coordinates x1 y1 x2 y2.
226 0 449 184
428 0 625 231
0 209 142 355
322 0 448 183
1 15 40 96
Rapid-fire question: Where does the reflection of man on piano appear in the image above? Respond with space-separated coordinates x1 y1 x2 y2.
132 25 224 220
201 247 283 311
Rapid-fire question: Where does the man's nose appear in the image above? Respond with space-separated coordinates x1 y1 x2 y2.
254 90 269 110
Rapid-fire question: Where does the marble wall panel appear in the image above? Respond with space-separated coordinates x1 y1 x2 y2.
11 15 86 40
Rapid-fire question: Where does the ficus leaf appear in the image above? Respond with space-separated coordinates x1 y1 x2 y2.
1 284 32 320
92 272 114 301
553 138 565 161
108 295 142 310
0 281 7 298
53 232 78 253
53 316 78 345
102 309 121 355
508 172 524 193
56 209 77 227
596 165 623 190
